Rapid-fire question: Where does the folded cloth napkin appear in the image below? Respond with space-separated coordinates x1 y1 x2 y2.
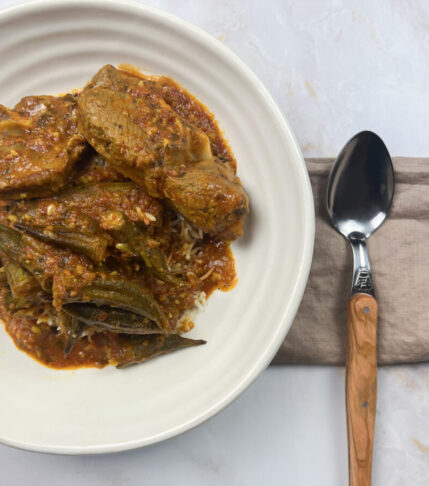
274 157 429 365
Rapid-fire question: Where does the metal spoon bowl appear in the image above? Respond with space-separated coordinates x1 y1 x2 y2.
327 131 394 296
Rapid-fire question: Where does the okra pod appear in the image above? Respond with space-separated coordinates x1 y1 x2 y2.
114 334 206 368
68 277 169 331
104 210 181 286
63 303 161 335
15 223 108 263
3 259 41 298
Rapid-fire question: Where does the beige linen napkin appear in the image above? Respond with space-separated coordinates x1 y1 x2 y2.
274 157 429 365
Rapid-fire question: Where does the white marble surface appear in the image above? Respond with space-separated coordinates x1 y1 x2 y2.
1 0 429 484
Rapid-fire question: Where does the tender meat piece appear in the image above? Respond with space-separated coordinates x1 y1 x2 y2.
84 65 212 164
78 65 249 239
78 65 212 195
0 94 87 199
156 75 237 172
164 159 249 240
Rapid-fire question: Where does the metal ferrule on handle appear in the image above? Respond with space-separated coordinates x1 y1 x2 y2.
349 232 375 297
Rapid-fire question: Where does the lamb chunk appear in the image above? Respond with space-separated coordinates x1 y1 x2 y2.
78 65 248 239
0 94 87 199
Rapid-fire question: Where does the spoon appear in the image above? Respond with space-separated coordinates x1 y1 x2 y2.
326 131 394 486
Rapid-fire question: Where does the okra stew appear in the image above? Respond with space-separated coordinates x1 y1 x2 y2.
0 64 249 368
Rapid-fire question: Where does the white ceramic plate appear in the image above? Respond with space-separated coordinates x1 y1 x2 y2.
0 0 314 454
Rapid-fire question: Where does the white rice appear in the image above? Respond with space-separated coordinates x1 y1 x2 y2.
176 290 207 333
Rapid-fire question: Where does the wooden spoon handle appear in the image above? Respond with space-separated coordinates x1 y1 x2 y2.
346 293 378 486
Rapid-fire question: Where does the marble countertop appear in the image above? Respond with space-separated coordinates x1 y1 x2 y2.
1 0 429 484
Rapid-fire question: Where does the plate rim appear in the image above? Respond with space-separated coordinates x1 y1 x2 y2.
0 0 315 454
